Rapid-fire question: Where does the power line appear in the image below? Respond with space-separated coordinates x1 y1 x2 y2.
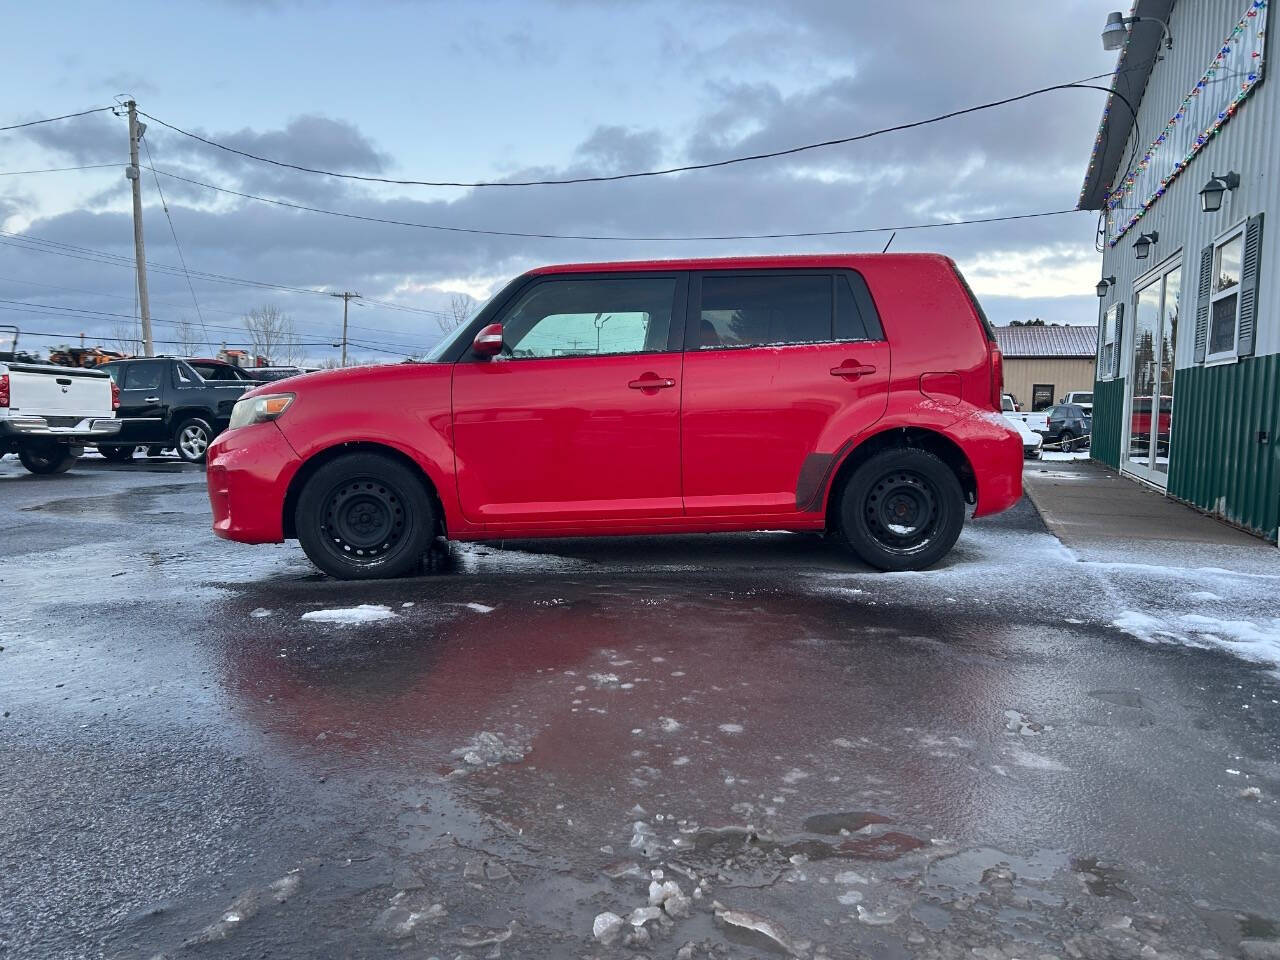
0 228 450 318
7 322 414 353
147 165 1082 240
137 71 1126 188
0 163 120 176
0 106 114 134
141 134 212 352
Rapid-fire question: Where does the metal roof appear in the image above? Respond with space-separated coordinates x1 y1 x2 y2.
1078 0 1175 210
993 324 1098 358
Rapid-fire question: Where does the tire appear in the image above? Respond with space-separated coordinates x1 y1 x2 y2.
98 445 135 463
174 417 213 464
18 443 78 475
837 448 965 572
1059 430 1077 453
295 452 436 580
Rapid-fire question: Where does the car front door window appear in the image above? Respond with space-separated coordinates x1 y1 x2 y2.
499 277 676 358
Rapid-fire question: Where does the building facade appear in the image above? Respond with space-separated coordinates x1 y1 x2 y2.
1080 0 1278 542
993 325 1098 410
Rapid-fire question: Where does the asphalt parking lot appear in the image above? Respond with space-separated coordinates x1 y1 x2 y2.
2 455 1278 960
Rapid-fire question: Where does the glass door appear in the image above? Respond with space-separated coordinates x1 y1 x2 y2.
1124 261 1180 485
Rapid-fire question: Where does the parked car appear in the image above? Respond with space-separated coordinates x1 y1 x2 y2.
1041 403 1092 452
1059 390 1094 414
184 358 255 383
243 366 305 383
99 357 253 463
1002 393 1049 433
1009 417 1043 460
207 254 1023 579
1 326 121 474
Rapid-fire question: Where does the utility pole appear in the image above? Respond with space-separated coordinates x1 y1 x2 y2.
330 291 361 366
124 101 154 357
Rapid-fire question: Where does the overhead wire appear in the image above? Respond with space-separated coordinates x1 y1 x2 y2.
136 70 1131 189
0 106 114 133
0 163 120 176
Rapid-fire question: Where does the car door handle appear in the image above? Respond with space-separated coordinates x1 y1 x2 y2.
628 376 676 390
144 396 161 403
830 363 877 378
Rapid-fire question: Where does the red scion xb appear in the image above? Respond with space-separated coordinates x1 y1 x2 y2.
206 255 1022 579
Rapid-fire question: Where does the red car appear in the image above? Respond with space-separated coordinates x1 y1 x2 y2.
207 254 1022 579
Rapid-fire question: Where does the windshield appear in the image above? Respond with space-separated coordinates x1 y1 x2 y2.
423 320 475 362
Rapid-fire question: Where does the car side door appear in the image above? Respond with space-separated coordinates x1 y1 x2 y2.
114 360 169 442
680 270 892 516
451 273 687 525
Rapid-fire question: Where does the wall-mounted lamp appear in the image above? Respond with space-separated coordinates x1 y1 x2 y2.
1199 171 1240 213
1102 11 1174 51
1133 232 1159 260
1096 276 1117 298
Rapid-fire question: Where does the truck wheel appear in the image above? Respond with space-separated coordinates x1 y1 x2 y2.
174 417 213 464
18 443 78 475
838 448 965 572
98 445 135 463
295 452 436 580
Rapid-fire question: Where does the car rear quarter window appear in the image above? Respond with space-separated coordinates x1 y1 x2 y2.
698 274 831 349
835 272 883 341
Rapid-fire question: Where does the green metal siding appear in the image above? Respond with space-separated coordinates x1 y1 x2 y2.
1167 353 1280 541
1090 378 1125 470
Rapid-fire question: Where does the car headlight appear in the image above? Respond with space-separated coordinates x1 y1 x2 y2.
229 393 295 431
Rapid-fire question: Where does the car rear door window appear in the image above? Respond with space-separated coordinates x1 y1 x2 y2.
699 275 831 349
499 277 677 358
122 362 163 391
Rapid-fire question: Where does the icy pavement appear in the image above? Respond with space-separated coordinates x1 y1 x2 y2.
2 456 1279 959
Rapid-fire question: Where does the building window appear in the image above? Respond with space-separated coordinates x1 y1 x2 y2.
1207 228 1243 361
1098 302 1121 379
1031 383 1055 411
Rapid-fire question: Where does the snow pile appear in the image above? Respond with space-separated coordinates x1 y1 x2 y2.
451 731 528 767
1112 610 1280 668
300 604 396 625
465 602 495 613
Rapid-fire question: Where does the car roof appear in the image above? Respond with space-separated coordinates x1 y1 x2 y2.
529 252 954 275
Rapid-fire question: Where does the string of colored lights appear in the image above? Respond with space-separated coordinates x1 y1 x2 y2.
1103 0 1267 246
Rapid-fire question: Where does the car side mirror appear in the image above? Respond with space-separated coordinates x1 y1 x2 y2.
471 323 504 357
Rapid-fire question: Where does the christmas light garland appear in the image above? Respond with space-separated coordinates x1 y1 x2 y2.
1098 0 1268 246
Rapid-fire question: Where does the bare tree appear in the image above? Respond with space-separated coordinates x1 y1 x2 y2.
439 293 477 334
111 319 143 356
243 305 303 365
174 314 204 356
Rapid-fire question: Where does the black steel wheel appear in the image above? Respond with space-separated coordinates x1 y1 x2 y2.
295 452 436 580
838 448 965 571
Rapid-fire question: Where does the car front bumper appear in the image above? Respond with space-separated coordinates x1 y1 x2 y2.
0 416 121 440
206 423 301 544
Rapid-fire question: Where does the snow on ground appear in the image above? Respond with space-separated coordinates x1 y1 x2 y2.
464 602 495 613
300 604 397 625
1039 451 1092 462
1112 611 1280 668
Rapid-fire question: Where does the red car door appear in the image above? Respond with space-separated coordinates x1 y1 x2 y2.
680 270 891 516
451 273 687 524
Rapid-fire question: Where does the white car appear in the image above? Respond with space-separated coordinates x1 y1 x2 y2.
1009 416 1043 460
1002 394 1049 435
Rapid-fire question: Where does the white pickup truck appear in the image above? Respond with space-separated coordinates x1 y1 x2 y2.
0 326 121 474
1001 394 1049 434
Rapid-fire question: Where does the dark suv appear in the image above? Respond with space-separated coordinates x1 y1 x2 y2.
1040 403 1092 452
99 358 252 463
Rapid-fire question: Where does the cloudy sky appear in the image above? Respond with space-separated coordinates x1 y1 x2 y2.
1 0 1120 363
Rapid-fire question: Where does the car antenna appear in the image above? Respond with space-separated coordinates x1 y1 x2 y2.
881 231 896 253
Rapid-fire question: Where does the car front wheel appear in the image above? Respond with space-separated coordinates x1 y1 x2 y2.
838 448 965 571
174 417 213 464
295 452 436 580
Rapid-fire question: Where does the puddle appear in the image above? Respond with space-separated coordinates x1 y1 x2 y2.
1087 690 1153 710
1198 905 1280 945
1071 856 1136 901
802 811 893 835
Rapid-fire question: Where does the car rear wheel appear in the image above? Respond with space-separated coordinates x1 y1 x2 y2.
98 444 136 463
1059 430 1077 453
295 452 436 580
838 448 965 571
174 417 213 464
18 443 78 475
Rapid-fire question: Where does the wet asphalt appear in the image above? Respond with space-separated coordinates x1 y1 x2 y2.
1 454 1278 960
